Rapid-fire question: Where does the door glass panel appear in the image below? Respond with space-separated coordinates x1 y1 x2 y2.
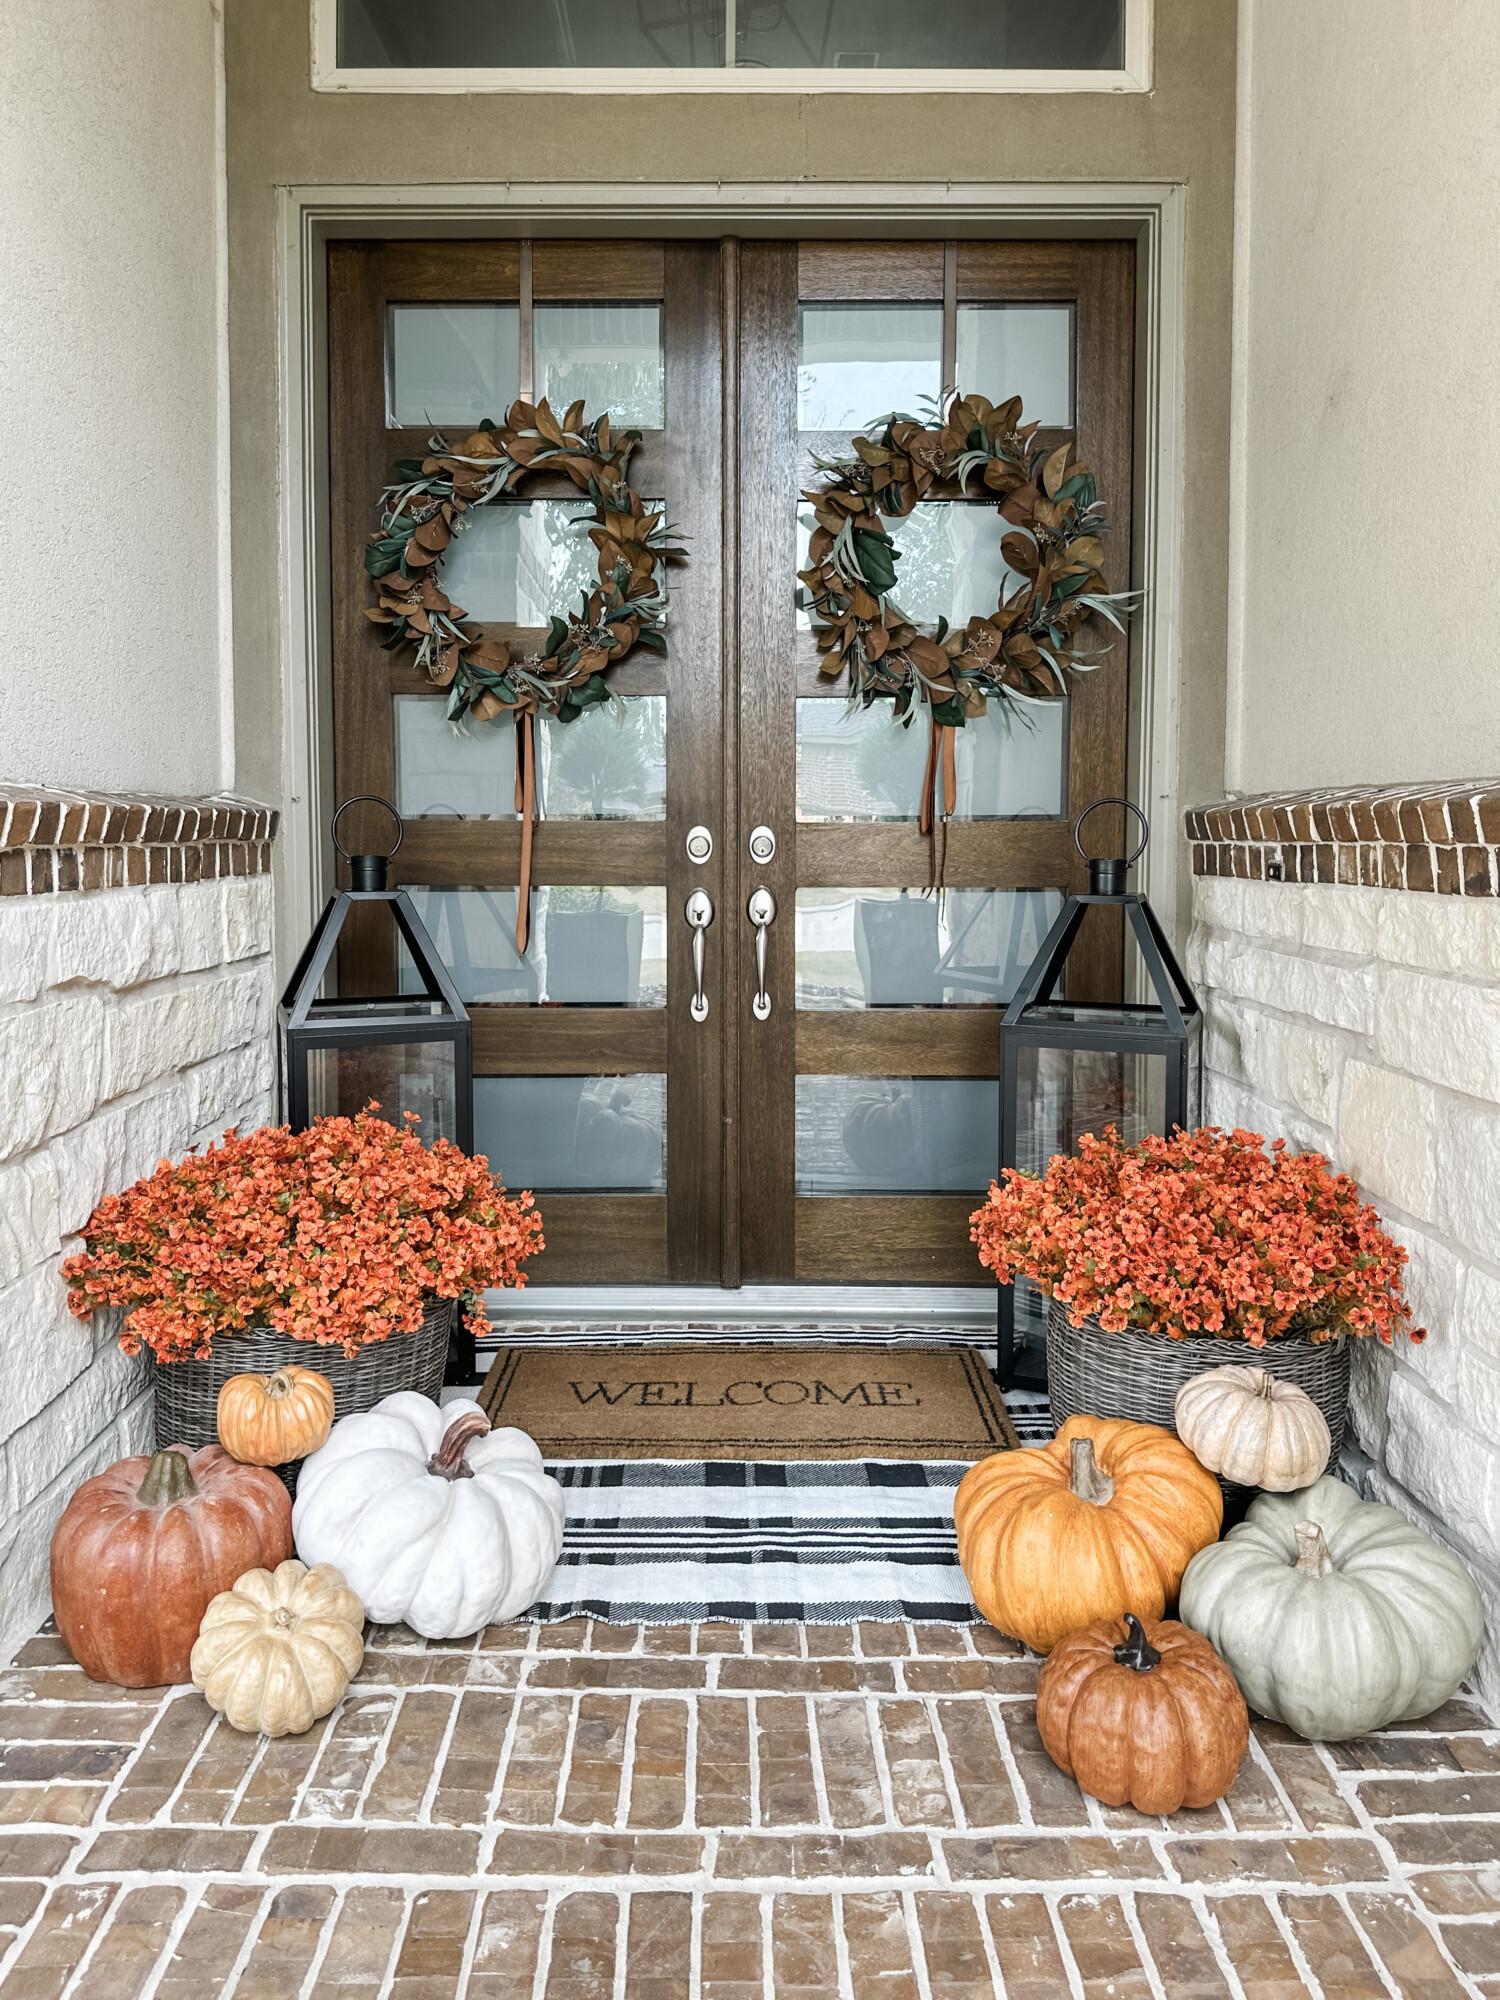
476 1075 666 1191
443 497 664 624
796 502 1020 630
400 887 667 1004
955 305 1073 426
795 1077 999 1194
798 304 943 431
795 887 1063 1008
396 695 667 821
388 304 520 426
535 304 664 428
795 698 1066 822
305 1042 458 1144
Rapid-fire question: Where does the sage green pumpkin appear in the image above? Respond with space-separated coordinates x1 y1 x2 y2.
1178 1476 1484 1740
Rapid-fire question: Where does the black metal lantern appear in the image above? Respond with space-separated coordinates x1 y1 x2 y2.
997 800 1201 1388
280 797 473 1151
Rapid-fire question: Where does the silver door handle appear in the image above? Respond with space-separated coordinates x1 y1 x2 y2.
685 889 713 1023
748 886 776 1021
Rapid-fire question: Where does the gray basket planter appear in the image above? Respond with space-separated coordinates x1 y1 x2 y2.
147 1298 454 1492
1045 1300 1351 1508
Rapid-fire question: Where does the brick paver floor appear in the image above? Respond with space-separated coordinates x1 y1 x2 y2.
0 1618 1496 1997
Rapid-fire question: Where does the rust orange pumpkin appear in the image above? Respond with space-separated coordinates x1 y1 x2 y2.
217 1365 335 1466
954 1414 1223 1653
50 1446 293 1687
1036 1613 1249 1814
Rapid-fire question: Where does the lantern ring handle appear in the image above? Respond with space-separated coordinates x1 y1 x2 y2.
331 795 405 862
1073 797 1149 868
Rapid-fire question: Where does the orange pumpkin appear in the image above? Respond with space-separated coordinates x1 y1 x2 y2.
1037 1613 1249 1814
50 1446 293 1686
954 1415 1222 1653
217 1365 335 1466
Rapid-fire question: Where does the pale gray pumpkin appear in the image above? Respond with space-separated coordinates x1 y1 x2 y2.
1174 1365 1330 1491
1178 1475 1484 1740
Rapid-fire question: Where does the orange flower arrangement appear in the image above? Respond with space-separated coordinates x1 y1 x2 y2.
971 1126 1419 1347
63 1108 543 1363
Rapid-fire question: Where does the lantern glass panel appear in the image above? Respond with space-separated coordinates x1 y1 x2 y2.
303 1036 459 1143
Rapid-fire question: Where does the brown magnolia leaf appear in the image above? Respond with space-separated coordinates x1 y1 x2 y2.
1000 485 1042 525
865 621 891 661
403 541 439 569
1001 532 1039 576
1040 444 1073 499
533 401 566 447
412 518 451 553
563 399 586 435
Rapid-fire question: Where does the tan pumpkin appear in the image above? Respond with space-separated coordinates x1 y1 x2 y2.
217 1365 336 1466
1036 1613 1249 1813
191 1559 365 1736
1174 1366 1330 1491
954 1415 1223 1654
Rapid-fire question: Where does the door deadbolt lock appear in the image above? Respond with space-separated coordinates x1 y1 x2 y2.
748 824 776 864
685 824 713 864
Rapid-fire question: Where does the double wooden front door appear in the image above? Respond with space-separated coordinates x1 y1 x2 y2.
328 236 1134 1287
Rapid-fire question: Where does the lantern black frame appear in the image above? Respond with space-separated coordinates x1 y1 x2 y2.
996 801 1202 1389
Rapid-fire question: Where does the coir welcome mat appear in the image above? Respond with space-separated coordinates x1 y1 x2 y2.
478 1344 1017 1461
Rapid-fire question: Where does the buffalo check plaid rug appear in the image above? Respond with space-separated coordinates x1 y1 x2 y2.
526 1391 1051 1625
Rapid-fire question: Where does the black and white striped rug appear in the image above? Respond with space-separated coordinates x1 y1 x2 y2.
529 1393 1050 1625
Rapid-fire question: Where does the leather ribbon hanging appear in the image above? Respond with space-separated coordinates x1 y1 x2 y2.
512 708 537 955
917 714 958 891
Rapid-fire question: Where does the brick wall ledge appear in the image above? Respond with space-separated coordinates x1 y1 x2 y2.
0 787 278 895
1185 782 1500 896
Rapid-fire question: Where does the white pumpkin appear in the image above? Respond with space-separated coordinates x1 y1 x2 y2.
1174 1365 1330 1491
1178 1475 1484 1740
292 1392 564 1638
191 1558 364 1737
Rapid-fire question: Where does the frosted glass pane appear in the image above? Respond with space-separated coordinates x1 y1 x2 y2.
388 305 520 427
955 306 1073 426
796 502 1021 630
796 887 1063 1009
401 887 666 1005
535 304 664 428
795 699 1066 822
476 1075 665 1192
798 305 942 431
795 1078 999 1194
396 696 666 821
442 497 663 625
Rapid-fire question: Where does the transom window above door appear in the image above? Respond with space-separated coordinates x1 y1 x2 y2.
317 0 1150 92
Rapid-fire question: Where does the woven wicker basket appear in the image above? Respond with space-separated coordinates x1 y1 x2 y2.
147 1298 454 1493
1046 1301 1351 1506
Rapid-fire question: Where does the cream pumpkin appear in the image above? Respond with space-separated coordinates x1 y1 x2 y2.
191 1559 364 1736
217 1365 336 1467
1174 1366 1330 1491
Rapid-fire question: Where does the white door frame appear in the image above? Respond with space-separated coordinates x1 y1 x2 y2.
276 178 1187 959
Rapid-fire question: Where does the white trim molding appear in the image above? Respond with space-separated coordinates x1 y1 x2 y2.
276 179 1187 954
311 0 1152 96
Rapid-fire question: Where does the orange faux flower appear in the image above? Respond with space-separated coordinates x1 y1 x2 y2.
62 1107 543 1363
970 1125 1420 1347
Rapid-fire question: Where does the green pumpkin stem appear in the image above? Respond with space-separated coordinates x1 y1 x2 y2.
427 1409 491 1482
1113 1613 1162 1673
1068 1436 1116 1506
137 1449 196 1506
1294 1520 1334 1577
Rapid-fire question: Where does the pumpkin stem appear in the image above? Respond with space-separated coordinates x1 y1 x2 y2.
1112 1613 1162 1673
1253 1370 1275 1399
1068 1436 1115 1506
137 1449 196 1506
427 1409 491 1481
265 1370 295 1401
1294 1520 1334 1577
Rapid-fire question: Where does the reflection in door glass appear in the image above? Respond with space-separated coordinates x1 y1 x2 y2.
795 1077 1000 1194
795 699 1065 822
388 304 521 426
795 887 1063 1009
796 502 1021 630
396 696 666 821
443 497 664 624
955 305 1073 427
535 303 664 428
400 887 666 1005
798 304 942 431
475 1075 666 1191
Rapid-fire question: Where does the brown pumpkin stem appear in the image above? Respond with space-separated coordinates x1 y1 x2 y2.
1068 1436 1115 1506
264 1370 297 1401
137 1450 196 1506
1253 1370 1275 1399
1113 1614 1162 1673
427 1409 491 1481
1294 1520 1334 1577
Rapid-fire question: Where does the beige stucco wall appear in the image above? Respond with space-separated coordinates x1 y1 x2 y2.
225 0 1239 864
1228 0 1500 792
0 1 228 797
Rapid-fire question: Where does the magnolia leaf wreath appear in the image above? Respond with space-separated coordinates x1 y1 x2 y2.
800 390 1136 876
364 396 681 949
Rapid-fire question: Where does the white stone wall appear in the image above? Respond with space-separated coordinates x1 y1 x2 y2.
0 878 275 1665
1191 876 1500 1708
